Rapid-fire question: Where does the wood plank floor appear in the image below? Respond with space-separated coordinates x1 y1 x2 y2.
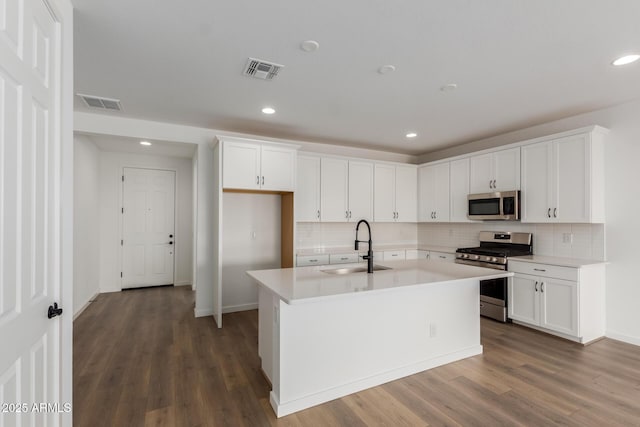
74 286 640 427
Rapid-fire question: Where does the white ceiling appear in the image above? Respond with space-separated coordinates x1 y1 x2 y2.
86 134 197 158
73 0 640 155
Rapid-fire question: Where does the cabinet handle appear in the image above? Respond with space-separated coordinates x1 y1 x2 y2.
345 211 349 218
257 175 260 185
493 179 497 188
439 255 446 259
533 268 546 272
395 212 398 219
317 210 320 219
541 282 545 293
262 176 265 185
553 208 557 218
309 259 318 263
349 211 352 218
534 281 538 292
547 208 551 218
489 180 493 189
434 211 437 219
340 257 349 260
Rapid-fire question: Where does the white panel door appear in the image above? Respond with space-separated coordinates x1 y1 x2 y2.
0 0 67 425
347 161 373 222
469 153 493 193
261 145 296 191
508 274 539 325
450 158 473 222
222 141 261 190
122 168 176 288
540 278 579 336
521 141 553 223
395 166 417 222
374 164 396 222
320 158 349 221
493 147 520 191
295 156 320 222
555 134 589 223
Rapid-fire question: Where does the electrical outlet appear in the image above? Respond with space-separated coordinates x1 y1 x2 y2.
429 322 437 338
562 233 573 244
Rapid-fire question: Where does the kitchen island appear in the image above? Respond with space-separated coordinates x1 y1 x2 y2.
246 259 512 417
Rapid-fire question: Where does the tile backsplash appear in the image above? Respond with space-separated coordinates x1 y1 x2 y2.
296 221 605 260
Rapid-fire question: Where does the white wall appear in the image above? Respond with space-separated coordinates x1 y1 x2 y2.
73 135 101 316
222 193 281 312
98 149 193 292
296 222 418 249
421 98 640 345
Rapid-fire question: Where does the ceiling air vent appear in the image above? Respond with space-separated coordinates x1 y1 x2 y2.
77 93 123 111
243 57 284 80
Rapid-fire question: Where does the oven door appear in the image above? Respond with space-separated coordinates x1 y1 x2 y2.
480 277 507 307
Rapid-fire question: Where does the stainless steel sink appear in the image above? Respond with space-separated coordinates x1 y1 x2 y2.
321 265 391 275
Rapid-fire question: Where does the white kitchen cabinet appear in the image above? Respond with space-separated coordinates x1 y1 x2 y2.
449 158 475 222
222 138 297 191
406 249 428 260
430 251 455 262
320 158 373 222
383 250 406 261
469 147 520 193
374 164 417 222
508 259 605 343
521 130 605 223
296 155 321 222
418 163 449 222
406 249 453 261
296 254 330 267
329 253 359 264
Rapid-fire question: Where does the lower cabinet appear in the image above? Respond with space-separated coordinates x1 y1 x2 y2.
406 249 454 261
508 260 605 343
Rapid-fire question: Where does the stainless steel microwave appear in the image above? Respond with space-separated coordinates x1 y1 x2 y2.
467 191 520 221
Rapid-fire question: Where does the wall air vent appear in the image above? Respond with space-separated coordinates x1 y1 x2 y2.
243 57 284 80
77 93 123 111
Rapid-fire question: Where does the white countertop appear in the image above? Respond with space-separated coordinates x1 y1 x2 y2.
509 255 607 268
296 244 458 256
247 259 512 305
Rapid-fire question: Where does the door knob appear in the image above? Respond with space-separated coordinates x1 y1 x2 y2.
48 303 63 319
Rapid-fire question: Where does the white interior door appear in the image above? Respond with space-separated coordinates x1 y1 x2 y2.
122 168 176 288
1 0 67 425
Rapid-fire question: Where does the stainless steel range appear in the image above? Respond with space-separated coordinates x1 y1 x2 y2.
455 231 533 322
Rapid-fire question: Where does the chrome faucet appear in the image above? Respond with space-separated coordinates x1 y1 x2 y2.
355 219 374 273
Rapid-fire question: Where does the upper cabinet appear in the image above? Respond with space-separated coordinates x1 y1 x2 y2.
221 138 297 191
449 158 475 223
320 158 373 222
469 147 520 193
521 129 605 223
374 164 417 222
418 163 449 222
296 155 321 222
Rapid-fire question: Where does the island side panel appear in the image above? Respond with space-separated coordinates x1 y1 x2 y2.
273 278 481 417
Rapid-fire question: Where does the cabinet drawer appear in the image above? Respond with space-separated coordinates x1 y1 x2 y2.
430 251 454 262
406 249 429 260
329 253 359 264
296 254 330 267
383 250 406 261
508 260 578 281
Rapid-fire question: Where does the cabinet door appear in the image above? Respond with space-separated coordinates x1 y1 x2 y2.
493 147 520 191
222 141 261 190
418 165 435 222
433 163 450 222
374 164 396 222
449 158 473 222
295 156 321 222
508 274 539 325
521 141 553 223
320 158 349 222
540 277 578 336
469 153 494 193
261 145 296 191
395 166 417 222
555 134 590 223
348 161 374 222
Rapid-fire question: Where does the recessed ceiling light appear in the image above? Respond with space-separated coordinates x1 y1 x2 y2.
440 83 458 92
378 65 396 74
406 132 417 139
262 107 276 115
612 54 640 66
140 141 152 146
300 40 320 52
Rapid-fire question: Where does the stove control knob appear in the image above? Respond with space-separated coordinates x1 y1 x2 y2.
472 255 480 260
463 254 469 258
491 257 498 262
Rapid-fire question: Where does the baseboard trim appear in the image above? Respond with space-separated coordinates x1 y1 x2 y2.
606 330 640 347
174 281 192 287
271 345 483 418
194 307 214 317
73 292 99 321
222 303 258 314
